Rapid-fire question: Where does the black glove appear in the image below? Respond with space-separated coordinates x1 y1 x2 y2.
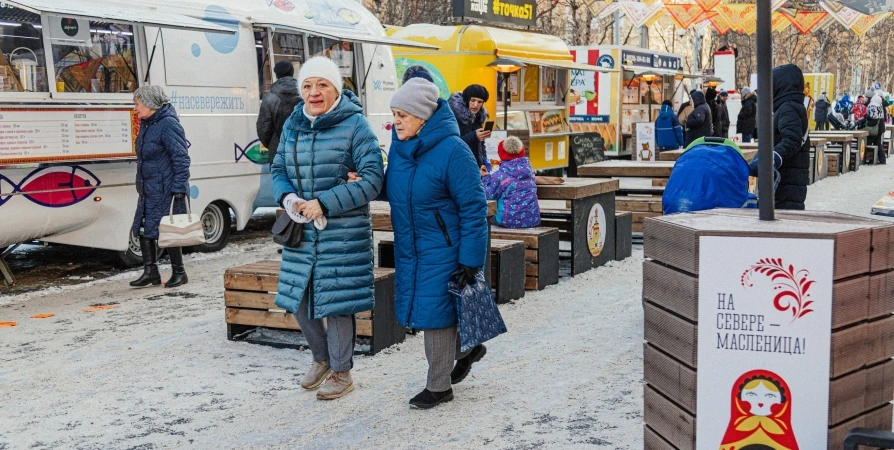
452 265 479 288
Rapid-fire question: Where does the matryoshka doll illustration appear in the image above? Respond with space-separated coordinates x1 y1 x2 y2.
720 370 799 450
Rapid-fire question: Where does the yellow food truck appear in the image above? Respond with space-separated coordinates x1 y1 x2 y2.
386 24 614 171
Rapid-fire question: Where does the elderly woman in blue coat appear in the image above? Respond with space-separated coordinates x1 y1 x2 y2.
129 85 191 289
386 78 490 409
271 57 384 400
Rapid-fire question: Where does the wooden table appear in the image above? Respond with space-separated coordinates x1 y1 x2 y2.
812 132 854 174
809 137 828 183
814 130 867 172
536 177 620 275
577 160 675 178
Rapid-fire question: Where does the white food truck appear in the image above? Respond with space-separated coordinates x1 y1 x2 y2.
0 0 428 278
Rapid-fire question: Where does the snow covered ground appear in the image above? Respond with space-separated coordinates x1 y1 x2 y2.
1 162 893 450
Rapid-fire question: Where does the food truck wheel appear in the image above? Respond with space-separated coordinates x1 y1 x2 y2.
194 201 232 253
114 233 165 269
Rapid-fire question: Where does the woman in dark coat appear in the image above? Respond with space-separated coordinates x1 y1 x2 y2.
130 86 191 288
685 90 713 147
386 78 489 409
737 88 757 142
706 88 722 138
448 84 491 172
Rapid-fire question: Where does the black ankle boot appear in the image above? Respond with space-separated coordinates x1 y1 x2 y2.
165 247 188 288
409 388 454 409
130 238 161 287
451 344 487 384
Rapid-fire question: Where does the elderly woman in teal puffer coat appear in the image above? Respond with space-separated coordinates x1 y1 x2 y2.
271 57 384 401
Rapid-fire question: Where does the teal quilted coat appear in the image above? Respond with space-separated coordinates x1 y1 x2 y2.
270 91 385 319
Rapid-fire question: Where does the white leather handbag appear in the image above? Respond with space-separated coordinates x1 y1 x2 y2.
158 197 206 248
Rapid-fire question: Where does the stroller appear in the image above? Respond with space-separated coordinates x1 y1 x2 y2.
662 137 780 215
829 112 857 131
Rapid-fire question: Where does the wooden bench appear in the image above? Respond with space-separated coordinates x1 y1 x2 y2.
488 239 526 303
377 239 526 303
490 226 560 290
615 212 632 260
616 196 662 233
224 262 405 355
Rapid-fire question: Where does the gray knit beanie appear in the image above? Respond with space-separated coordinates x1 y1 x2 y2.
134 85 170 110
390 78 440 121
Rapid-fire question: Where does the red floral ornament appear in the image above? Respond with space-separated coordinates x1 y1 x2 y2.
742 258 815 323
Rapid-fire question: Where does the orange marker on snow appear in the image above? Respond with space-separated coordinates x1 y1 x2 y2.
0 322 17 327
31 314 55 319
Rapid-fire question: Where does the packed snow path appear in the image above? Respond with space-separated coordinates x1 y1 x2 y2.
2 162 893 449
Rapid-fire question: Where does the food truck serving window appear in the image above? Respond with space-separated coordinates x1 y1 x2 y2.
0 5 48 93
48 17 137 94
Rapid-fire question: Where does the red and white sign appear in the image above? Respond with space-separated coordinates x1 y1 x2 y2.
569 48 600 116
697 236 833 450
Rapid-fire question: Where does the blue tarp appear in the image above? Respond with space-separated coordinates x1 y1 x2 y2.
662 139 753 215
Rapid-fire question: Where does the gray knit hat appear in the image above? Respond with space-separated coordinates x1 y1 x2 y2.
390 78 440 121
133 85 170 110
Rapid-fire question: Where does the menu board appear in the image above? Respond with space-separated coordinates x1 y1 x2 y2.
0 109 137 164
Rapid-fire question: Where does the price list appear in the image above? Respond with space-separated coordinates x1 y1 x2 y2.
0 109 135 163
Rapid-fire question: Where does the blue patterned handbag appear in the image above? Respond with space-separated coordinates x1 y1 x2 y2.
449 270 508 353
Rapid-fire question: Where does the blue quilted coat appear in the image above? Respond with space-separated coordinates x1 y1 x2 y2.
386 99 489 330
271 91 385 319
131 103 190 239
482 157 540 228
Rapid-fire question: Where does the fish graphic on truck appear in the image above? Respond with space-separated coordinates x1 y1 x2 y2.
0 166 100 208
234 139 268 164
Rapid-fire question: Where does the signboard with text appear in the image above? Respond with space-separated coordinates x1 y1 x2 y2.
452 0 537 27
696 236 833 450
0 108 138 164
622 50 682 70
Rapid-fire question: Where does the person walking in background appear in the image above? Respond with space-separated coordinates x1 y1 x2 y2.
271 57 385 400
448 84 491 173
483 136 540 228
866 93 886 164
814 92 832 130
737 87 757 142
257 61 301 166
677 96 694 144
655 100 684 152
768 64 810 210
385 77 489 409
685 90 713 147
717 90 731 138
852 94 868 125
129 86 191 289
705 88 722 138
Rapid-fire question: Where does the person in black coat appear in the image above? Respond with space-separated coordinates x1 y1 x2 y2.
257 61 301 165
769 64 810 210
737 88 757 142
718 90 731 138
814 92 832 131
448 84 491 172
706 88 722 138
130 85 191 288
685 90 713 147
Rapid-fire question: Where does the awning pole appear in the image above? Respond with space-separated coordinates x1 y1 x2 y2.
757 0 774 221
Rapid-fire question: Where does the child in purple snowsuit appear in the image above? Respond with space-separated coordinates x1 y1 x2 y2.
482 136 540 228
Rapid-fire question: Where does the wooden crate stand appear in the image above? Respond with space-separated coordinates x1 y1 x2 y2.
641 209 894 450
491 226 560 290
224 262 405 356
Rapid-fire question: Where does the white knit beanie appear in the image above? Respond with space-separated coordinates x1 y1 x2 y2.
297 56 343 94
390 78 440 121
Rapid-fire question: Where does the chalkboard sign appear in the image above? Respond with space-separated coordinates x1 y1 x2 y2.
568 133 606 177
